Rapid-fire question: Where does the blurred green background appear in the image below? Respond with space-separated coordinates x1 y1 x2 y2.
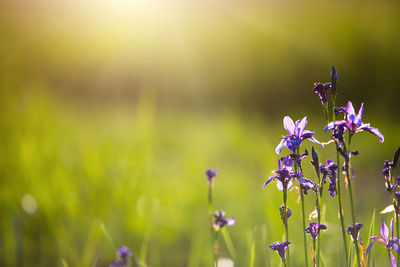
0 0 400 266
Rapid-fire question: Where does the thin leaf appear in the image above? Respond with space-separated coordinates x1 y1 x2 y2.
222 228 238 263
367 209 376 267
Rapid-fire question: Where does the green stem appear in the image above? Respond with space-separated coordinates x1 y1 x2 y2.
300 190 309 266
283 189 290 266
294 149 308 266
214 231 219 267
330 104 349 266
313 238 317 267
346 136 361 267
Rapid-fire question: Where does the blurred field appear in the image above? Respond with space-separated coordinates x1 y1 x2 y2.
0 0 400 266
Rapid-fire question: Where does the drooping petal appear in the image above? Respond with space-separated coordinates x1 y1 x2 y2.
324 121 336 132
283 116 295 135
381 218 389 244
263 176 275 188
364 126 384 143
390 251 397 267
275 139 287 154
366 241 375 255
369 236 386 245
301 130 314 139
226 217 235 226
297 117 308 137
308 137 324 148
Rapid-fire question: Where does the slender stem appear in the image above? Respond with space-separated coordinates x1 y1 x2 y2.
283 189 290 266
208 182 213 214
313 238 317 267
214 231 219 267
300 190 309 266
346 135 361 267
389 164 400 266
209 182 217 266
328 104 349 266
294 149 308 267
316 190 321 267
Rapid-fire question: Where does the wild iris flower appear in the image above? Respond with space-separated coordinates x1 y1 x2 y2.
275 116 323 154
320 160 338 197
324 101 384 142
305 222 327 239
206 169 218 184
270 241 291 262
263 156 300 192
109 246 132 267
313 82 331 106
367 219 400 267
212 210 235 231
347 223 363 241
297 176 317 195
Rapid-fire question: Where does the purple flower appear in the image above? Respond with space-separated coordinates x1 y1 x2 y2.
331 65 338 96
297 176 318 195
305 222 327 239
109 246 132 267
279 205 292 226
270 241 291 262
382 160 394 191
275 116 323 154
324 101 384 142
313 82 332 106
347 223 363 241
319 160 338 197
212 210 235 231
263 156 300 192
311 147 320 177
367 219 400 267
206 169 218 184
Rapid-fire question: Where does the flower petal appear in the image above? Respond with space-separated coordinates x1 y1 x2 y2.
297 117 308 136
308 137 324 148
263 176 275 188
283 116 295 135
282 155 293 171
364 127 384 143
276 181 283 191
366 241 374 256
369 236 385 245
390 251 397 267
324 121 336 132
356 102 364 122
381 218 389 244
275 139 287 154
226 217 235 226
346 101 355 117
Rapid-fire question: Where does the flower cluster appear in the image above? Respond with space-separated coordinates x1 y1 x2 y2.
109 246 132 267
305 222 327 240
270 241 291 262
212 210 235 231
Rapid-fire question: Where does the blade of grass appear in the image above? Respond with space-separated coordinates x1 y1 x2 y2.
367 210 376 267
222 228 238 263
